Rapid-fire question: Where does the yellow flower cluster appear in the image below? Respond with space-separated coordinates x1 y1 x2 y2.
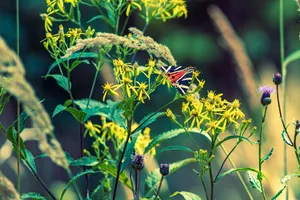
84 117 156 157
182 91 251 136
43 25 95 55
140 0 188 22
103 58 159 103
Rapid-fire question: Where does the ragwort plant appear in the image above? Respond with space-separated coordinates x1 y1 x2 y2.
4 0 300 200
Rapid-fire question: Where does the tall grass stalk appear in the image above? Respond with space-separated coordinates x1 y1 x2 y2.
279 0 288 199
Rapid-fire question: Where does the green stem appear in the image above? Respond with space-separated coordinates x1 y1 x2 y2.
208 137 215 200
200 175 209 200
293 129 300 165
86 63 101 108
279 0 288 198
130 169 136 199
214 141 240 182
219 143 254 200
112 117 133 200
120 11 132 36
154 175 164 200
16 0 21 194
258 106 268 200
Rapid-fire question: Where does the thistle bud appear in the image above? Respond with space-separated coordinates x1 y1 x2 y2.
131 154 144 170
159 163 169 176
273 72 282 85
258 86 274 106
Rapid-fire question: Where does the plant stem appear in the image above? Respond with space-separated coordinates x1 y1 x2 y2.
135 170 140 200
200 175 209 200
16 0 21 194
26 161 57 200
130 169 136 199
293 129 300 165
214 142 240 182
154 176 164 200
112 117 133 200
258 106 268 200
208 138 215 200
80 123 90 196
279 0 288 197
219 143 254 200
86 60 101 109
67 169 83 200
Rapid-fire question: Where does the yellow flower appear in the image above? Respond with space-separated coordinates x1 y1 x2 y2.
135 127 156 156
166 108 176 122
102 82 121 101
137 82 150 103
84 120 101 137
121 77 138 98
64 0 80 7
126 0 142 16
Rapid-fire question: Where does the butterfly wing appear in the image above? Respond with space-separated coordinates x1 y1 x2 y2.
161 66 184 73
174 68 194 95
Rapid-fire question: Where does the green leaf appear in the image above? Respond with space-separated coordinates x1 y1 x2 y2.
66 107 86 123
91 177 111 200
70 156 99 167
46 74 70 92
60 170 101 200
21 192 47 200
52 104 67 117
215 135 253 148
70 59 90 71
74 99 126 126
23 150 37 173
170 191 202 200
144 128 209 154
247 171 261 192
281 130 293 146
132 112 165 134
144 158 196 197
46 52 98 75
283 50 300 67
157 145 194 155
87 15 114 27
97 160 132 189
280 173 300 184
271 186 286 200
215 168 267 183
120 132 140 172
261 147 274 164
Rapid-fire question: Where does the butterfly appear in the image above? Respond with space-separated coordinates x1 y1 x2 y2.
160 66 194 95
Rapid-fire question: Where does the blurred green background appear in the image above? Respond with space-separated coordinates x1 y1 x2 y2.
0 0 300 199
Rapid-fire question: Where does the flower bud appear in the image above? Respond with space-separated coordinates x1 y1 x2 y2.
131 154 144 170
159 163 169 176
273 72 282 85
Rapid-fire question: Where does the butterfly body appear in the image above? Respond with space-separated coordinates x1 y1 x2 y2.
161 66 194 95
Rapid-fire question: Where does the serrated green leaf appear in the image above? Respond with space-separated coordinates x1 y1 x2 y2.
66 107 86 123
107 100 126 128
144 128 209 154
120 132 140 172
60 170 101 200
215 168 267 183
215 135 253 148
247 171 261 192
21 192 47 200
271 186 286 200
280 173 299 184
281 130 293 146
157 145 194 155
46 52 98 75
261 147 274 164
23 150 37 173
46 74 70 92
52 104 67 117
144 158 196 197
97 161 132 189
132 112 165 134
170 191 202 200
70 156 99 167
